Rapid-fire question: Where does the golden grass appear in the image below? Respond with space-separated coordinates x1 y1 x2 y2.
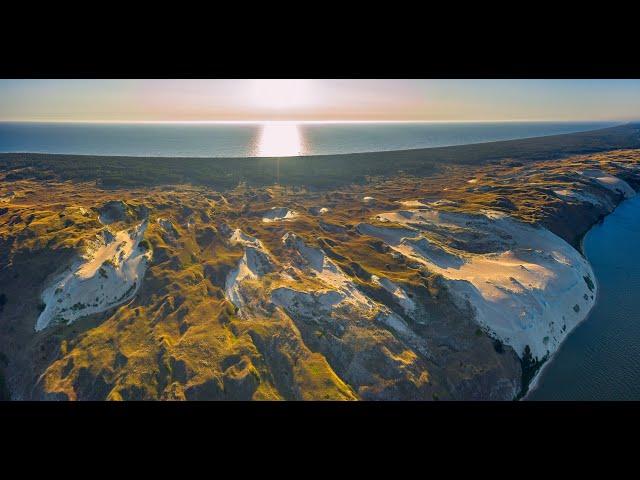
2 149 639 400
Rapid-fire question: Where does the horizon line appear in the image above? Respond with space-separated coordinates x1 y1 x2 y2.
0 119 630 125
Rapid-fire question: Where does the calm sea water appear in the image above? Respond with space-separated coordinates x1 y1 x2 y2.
528 195 640 400
0 121 616 158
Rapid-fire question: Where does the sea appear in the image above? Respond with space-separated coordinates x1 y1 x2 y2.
528 194 640 400
0 121 618 158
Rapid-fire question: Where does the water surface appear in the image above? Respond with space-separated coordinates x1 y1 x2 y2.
528 195 640 400
0 121 616 158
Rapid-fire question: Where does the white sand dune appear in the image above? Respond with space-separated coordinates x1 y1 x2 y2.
553 189 612 208
553 171 634 209
35 221 151 331
280 232 372 306
271 232 429 356
225 229 390 327
157 217 179 237
580 169 636 198
371 274 416 315
262 207 298 223
224 229 274 312
358 208 597 360
224 247 273 310
399 198 459 209
399 200 429 208
229 228 262 248
430 199 459 207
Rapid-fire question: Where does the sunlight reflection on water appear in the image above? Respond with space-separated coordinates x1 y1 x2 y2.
256 123 304 157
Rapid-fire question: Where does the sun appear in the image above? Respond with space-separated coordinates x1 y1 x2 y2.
248 79 314 111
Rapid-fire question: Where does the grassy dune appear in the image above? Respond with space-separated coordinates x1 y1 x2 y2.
2 124 640 401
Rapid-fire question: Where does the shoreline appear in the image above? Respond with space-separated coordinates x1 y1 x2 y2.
3 132 640 400
522 193 636 399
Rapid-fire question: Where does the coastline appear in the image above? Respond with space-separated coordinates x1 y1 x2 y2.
3 129 640 400
522 192 637 399
523 294 598 398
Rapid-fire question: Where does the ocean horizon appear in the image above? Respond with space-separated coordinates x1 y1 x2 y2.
0 120 619 158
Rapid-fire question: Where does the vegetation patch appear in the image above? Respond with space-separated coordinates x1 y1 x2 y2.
517 345 548 399
1 142 638 401
583 274 595 292
138 239 152 252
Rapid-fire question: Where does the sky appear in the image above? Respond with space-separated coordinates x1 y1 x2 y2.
1 79 639 122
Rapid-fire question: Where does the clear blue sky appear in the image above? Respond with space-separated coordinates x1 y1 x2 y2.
1 79 638 122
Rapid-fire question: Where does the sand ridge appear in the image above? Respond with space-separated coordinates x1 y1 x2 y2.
35 221 151 331
358 207 598 360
